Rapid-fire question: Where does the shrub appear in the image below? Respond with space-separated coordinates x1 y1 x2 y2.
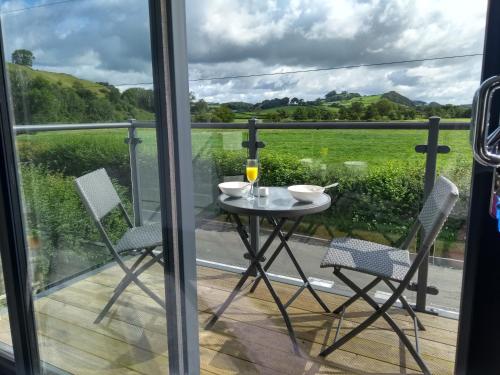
210 150 314 187
209 149 423 226
17 131 131 188
21 165 131 288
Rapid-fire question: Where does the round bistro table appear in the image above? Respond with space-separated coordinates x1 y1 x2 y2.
205 187 331 352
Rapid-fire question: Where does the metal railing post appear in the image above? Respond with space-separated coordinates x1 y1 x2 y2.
126 118 143 226
248 118 260 276
416 116 441 311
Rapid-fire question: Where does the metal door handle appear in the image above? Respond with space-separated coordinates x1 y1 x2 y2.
471 75 500 167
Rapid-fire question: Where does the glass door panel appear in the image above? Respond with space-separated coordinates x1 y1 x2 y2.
187 1 488 374
0 1 172 373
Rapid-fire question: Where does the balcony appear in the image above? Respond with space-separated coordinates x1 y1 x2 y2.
0 262 457 374
3 118 467 373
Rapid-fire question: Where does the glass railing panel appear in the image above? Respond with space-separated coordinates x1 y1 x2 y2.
16 129 131 289
136 123 161 225
184 123 470 314
255 127 423 304
191 127 250 268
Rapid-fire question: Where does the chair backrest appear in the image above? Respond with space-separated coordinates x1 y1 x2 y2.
417 176 459 250
75 168 121 221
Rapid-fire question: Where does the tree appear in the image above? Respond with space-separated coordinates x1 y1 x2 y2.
122 88 154 112
277 109 287 119
375 99 393 117
212 105 235 123
107 85 121 104
292 107 307 120
363 104 379 120
349 101 365 120
319 108 334 120
258 97 290 109
324 90 337 101
191 99 209 116
306 107 320 120
12 49 35 67
338 106 348 120
266 111 282 122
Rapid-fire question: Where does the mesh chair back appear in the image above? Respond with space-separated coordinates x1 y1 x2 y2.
418 176 459 249
75 168 122 221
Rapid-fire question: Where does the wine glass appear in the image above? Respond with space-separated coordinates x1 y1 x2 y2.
246 159 259 200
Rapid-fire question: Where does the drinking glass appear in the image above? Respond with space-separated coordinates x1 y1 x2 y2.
246 159 259 199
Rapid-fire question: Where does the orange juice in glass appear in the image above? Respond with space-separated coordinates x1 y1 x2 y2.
246 159 259 199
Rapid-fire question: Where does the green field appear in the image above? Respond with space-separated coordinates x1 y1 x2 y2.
19 127 472 174
191 128 472 172
19 127 471 180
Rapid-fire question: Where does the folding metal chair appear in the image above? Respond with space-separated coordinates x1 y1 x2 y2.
75 168 165 324
319 176 459 375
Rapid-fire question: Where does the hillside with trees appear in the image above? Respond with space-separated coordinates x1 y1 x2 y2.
8 56 471 125
190 89 471 123
8 63 155 125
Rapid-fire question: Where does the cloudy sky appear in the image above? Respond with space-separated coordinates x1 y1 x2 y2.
0 0 488 104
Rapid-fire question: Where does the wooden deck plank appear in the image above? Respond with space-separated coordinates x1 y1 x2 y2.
196 265 459 333
88 263 458 344
0 317 142 375
38 282 419 375
51 273 454 373
83 275 456 366
85 264 457 354
0 264 458 374
91 261 458 335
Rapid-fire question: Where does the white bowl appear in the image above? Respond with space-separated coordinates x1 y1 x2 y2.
218 181 251 197
288 185 325 202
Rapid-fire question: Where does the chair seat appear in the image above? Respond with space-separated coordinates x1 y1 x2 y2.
115 223 163 252
321 237 410 281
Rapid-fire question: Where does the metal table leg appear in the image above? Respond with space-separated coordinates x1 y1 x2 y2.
205 215 285 327
249 217 303 293
268 216 330 312
250 216 330 312
205 214 300 352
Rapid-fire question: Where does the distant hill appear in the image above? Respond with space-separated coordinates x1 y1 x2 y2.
9 63 111 97
6 64 471 124
381 91 415 107
207 89 472 122
7 63 155 125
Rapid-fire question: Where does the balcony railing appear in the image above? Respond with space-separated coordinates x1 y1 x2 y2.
13 118 470 317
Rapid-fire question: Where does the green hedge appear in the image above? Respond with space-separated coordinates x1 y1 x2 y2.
17 132 131 187
21 165 131 288
210 150 423 227
17 132 467 270
207 149 465 251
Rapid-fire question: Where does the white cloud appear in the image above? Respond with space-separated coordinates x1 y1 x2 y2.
303 0 375 40
0 0 489 104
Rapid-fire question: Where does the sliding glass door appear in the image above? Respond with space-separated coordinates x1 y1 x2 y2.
0 0 197 374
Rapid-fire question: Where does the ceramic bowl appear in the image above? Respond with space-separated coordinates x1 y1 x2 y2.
218 181 251 197
287 185 324 202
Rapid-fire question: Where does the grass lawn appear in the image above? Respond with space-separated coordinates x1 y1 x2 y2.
190 128 472 173
17 126 472 174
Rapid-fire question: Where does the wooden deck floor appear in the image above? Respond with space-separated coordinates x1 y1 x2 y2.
0 262 458 374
